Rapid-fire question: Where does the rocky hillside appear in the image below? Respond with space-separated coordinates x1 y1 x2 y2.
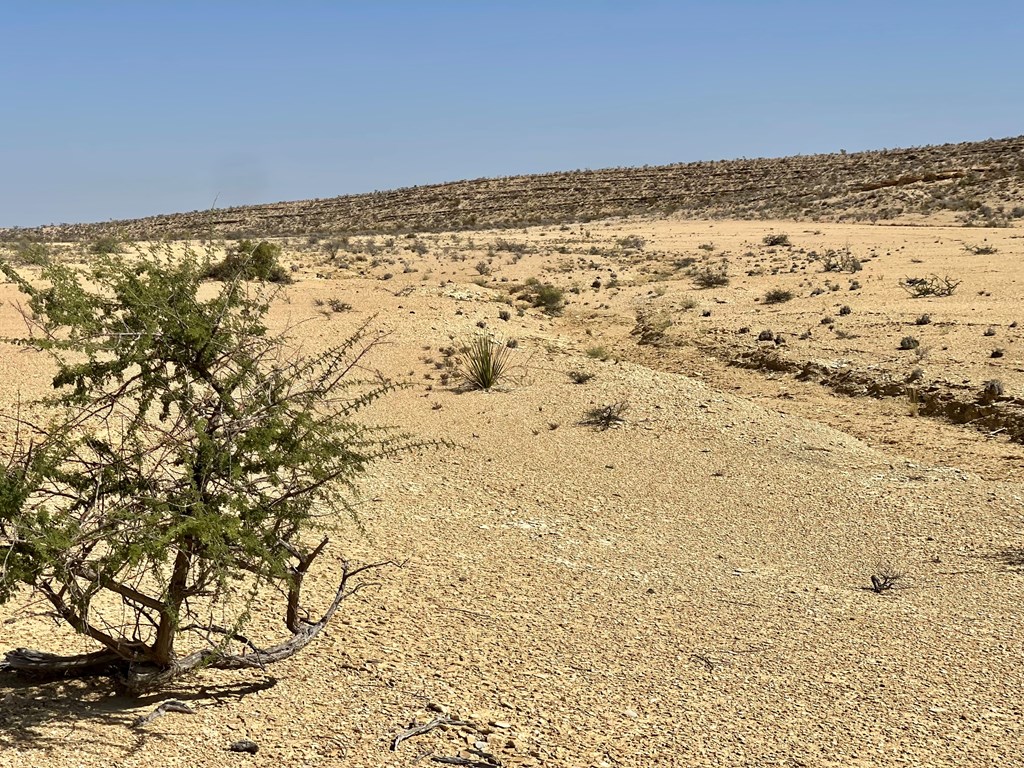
6 135 1024 241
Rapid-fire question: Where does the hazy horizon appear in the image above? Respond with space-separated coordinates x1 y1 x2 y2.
4 1 1023 227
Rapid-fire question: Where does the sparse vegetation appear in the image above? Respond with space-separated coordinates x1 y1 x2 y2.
690 262 730 288
818 249 862 273
517 279 566 315
568 370 595 384
457 333 514 390
899 274 961 298
762 233 790 247
762 288 794 304
899 335 921 350
870 562 907 594
206 239 292 283
580 401 629 430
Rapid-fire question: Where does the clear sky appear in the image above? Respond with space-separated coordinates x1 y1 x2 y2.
3 1 1022 227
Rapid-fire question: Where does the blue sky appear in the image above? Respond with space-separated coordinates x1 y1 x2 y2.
3 1 1022 227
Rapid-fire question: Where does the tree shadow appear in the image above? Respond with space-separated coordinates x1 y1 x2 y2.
0 672 277 756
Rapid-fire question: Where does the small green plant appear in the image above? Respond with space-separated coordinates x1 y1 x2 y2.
585 345 611 361
690 262 730 288
457 334 514 390
763 289 794 304
580 401 629 430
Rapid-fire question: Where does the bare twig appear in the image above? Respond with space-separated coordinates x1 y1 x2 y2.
131 699 195 728
391 717 471 751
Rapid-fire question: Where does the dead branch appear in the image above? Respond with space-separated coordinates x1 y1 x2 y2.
391 717 472 751
131 699 195 728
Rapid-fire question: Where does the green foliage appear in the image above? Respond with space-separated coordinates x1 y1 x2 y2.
690 262 730 288
89 234 124 255
763 288 794 304
9 240 52 266
457 334 514 390
0 245 416 687
206 239 292 283
517 278 565 315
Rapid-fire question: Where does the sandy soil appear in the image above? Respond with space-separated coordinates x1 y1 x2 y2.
1 218 1023 767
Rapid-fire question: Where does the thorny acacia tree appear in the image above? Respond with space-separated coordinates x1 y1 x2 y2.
0 245 411 692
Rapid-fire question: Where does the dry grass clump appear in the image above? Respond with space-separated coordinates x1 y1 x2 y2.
899 275 961 297
580 401 629 430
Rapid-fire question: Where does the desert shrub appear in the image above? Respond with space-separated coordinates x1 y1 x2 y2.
617 235 646 250
580 401 629 430
568 370 594 384
0 246 418 691
518 279 565 315
757 329 775 341
10 240 51 266
819 249 862 272
586 345 610 360
493 238 530 255
762 233 790 247
498 308 511 321
457 334 514 390
475 260 492 276
980 379 1004 403
870 562 907 594
964 243 998 255
914 313 932 325
899 335 921 350
206 239 292 283
690 262 730 288
763 289 794 304
89 234 124 255
631 309 673 344
839 305 852 315
899 275 960 297
328 298 353 312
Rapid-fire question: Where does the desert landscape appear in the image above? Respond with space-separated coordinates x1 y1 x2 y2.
2 139 1024 767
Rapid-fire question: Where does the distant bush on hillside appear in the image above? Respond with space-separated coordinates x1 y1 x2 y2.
206 239 292 283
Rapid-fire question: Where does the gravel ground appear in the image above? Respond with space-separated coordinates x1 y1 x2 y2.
1 220 1022 768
